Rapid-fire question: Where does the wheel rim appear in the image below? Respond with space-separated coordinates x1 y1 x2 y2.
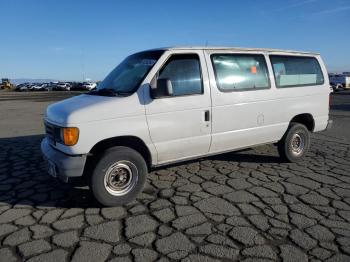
104 160 138 196
290 133 305 156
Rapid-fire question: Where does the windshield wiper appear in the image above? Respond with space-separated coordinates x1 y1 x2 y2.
88 88 119 97
113 91 132 96
88 88 133 97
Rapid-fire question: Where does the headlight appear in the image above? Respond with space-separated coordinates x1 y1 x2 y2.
60 127 79 146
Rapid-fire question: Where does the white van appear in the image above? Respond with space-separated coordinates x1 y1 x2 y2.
41 47 331 206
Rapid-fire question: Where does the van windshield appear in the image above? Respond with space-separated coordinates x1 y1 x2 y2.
94 50 164 96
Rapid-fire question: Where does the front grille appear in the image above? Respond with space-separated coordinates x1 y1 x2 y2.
45 121 56 144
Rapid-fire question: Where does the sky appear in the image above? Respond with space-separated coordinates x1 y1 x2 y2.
0 0 350 81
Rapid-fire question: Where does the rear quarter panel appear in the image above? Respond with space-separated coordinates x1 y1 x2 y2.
267 54 330 133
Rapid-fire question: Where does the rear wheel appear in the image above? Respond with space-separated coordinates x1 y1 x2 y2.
91 146 147 206
278 123 310 162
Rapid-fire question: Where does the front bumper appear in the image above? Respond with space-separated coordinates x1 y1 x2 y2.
41 138 87 179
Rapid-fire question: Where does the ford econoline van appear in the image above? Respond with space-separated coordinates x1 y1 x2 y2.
41 47 332 206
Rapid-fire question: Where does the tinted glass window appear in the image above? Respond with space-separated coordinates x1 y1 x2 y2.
158 54 203 96
211 54 269 91
270 55 324 88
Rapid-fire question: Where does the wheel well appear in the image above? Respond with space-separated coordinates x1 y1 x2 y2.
84 136 152 176
290 114 315 131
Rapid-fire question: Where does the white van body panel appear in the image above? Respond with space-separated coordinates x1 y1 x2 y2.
143 50 212 164
45 89 158 161
42 47 331 171
46 94 144 125
203 50 330 154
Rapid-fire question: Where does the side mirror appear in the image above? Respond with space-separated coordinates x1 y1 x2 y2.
150 78 173 98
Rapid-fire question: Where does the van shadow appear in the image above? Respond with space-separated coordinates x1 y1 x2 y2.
0 134 280 209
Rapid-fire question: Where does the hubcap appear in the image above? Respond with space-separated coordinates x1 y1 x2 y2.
291 133 305 156
104 161 138 196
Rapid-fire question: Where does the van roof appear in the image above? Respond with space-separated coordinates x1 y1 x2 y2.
149 46 319 55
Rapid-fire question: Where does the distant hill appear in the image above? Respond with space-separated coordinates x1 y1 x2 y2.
10 78 59 85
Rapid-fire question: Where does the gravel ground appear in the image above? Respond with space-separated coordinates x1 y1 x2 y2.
0 90 350 261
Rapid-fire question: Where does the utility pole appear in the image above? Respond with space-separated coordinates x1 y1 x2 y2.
80 48 86 82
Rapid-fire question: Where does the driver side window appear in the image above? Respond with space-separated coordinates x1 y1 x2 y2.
158 54 203 96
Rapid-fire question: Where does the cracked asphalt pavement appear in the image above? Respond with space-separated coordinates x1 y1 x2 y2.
0 90 350 261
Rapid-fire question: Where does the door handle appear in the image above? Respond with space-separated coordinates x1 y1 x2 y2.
204 110 210 122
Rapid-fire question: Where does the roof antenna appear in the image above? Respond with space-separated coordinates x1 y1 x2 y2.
205 40 208 47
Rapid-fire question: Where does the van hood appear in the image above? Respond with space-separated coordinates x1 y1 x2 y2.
46 94 143 125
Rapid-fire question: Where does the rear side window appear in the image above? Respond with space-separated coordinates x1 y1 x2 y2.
158 54 203 96
270 55 324 88
211 54 270 91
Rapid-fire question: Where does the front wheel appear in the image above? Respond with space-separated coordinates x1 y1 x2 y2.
91 146 147 206
277 123 310 162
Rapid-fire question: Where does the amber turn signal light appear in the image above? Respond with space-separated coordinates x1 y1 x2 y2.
61 127 79 146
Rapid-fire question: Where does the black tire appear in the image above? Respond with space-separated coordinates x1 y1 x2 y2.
277 123 310 162
91 146 147 206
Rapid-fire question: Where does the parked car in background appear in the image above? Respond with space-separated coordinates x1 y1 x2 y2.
82 82 97 90
29 83 37 91
53 82 71 91
40 83 50 91
329 74 344 91
70 82 86 91
29 83 49 91
15 83 29 92
45 82 56 91
342 72 350 88
41 46 332 206
28 84 37 91
329 73 350 91
12 81 98 92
